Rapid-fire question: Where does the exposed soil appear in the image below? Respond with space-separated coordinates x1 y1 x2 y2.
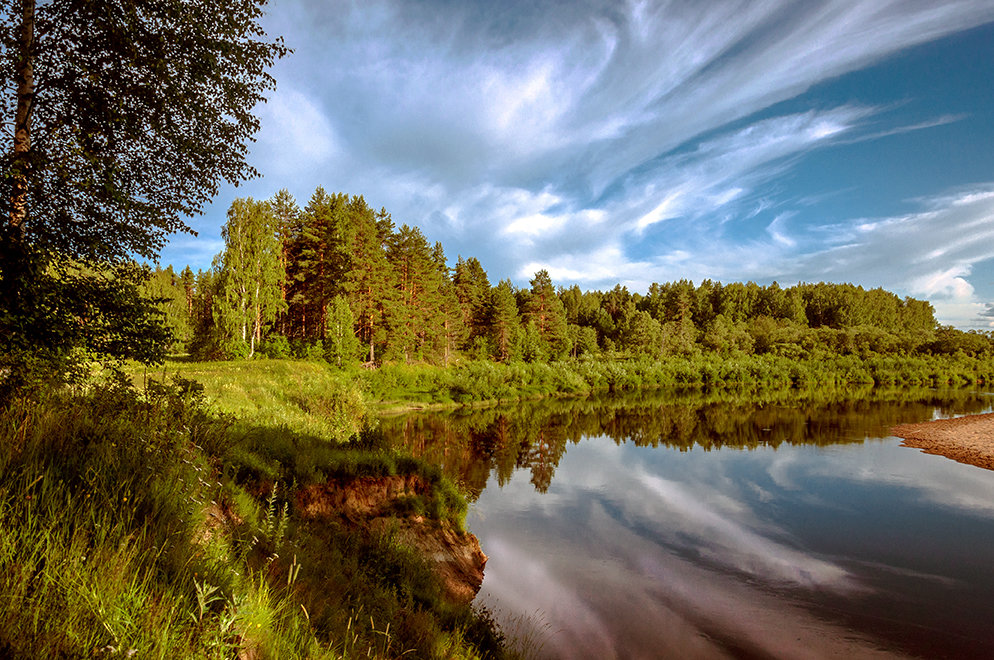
197 499 244 546
296 475 431 520
295 476 487 604
891 412 994 471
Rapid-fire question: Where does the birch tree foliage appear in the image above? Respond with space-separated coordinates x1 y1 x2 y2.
217 198 285 358
0 0 287 394
324 294 360 368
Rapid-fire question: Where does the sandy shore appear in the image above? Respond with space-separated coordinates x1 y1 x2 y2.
891 412 994 471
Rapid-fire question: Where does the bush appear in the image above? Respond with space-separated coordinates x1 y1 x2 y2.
259 334 291 359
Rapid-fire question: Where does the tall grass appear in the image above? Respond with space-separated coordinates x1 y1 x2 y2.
145 353 994 419
131 358 366 443
0 378 509 659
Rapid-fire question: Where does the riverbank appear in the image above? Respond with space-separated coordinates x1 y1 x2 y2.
892 412 994 470
0 381 508 659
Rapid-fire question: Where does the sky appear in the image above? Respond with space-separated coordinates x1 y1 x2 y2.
161 0 994 330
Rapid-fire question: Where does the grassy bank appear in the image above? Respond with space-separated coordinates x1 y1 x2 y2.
0 378 507 659
361 353 994 405
151 352 994 418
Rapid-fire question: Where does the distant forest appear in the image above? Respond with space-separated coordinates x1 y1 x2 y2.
146 188 993 365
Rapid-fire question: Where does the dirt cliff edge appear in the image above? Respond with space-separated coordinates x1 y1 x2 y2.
295 476 487 605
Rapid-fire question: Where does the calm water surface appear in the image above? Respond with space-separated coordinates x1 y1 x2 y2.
379 389 994 658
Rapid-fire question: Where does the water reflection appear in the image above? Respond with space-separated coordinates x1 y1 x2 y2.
377 388 994 658
378 386 993 499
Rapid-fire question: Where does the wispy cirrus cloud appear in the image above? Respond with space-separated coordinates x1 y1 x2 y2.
260 0 993 191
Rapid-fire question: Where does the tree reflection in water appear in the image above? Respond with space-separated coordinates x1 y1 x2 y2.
376 386 992 498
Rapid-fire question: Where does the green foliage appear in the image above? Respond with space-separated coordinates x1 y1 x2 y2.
487 280 522 362
1 374 510 659
383 225 453 363
142 264 194 351
1 0 288 261
216 198 287 358
174 183 982 379
351 352 994 406
259 333 292 359
454 256 492 348
1 259 172 400
523 270 571 360
324 295 362 367
0 0 288 399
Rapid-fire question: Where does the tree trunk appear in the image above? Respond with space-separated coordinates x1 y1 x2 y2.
0 0 37 398
10 0 34 232
2 0 36 319
253 279 262 355
444 319 450 365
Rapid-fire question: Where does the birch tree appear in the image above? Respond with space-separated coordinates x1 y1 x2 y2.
0 0 286 394
217 198 285 358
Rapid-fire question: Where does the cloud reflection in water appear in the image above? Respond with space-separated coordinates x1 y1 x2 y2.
470 434 987 658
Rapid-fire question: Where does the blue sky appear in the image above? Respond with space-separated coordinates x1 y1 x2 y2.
161 0 994 329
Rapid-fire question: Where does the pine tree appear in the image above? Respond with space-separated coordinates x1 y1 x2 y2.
343 199 393 363
291 188 350 341
523 270 571 359
385 225 445 362
487 280 521 362
454 256 491 348
188 265 224 360
431 242 464 364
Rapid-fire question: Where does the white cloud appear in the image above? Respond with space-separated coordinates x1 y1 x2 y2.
777 186 994 326
519 243 650 283
258 0 994 196
167 1 994 332
257 87 338 173
636 189 687 231
910 266 976 301
767 213 797 248
623 105 871 234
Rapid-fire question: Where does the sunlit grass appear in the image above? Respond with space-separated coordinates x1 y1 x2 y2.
0 380 510 658
129 357 366 444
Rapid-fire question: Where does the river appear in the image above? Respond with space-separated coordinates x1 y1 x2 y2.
377 388 994 658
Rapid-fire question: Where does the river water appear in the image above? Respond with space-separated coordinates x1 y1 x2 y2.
378 388 994 658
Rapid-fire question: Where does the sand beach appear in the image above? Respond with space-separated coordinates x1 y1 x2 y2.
892 412 994 471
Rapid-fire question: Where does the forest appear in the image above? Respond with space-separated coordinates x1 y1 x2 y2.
146 188 994 368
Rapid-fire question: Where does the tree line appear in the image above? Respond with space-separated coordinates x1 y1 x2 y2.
147 188 994 366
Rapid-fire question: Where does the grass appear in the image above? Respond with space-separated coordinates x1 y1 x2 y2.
136 352 994 422
0 376 510 659
131 358 367 443
359 353 994 406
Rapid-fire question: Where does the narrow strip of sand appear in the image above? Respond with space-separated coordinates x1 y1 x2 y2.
891 412 994 471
